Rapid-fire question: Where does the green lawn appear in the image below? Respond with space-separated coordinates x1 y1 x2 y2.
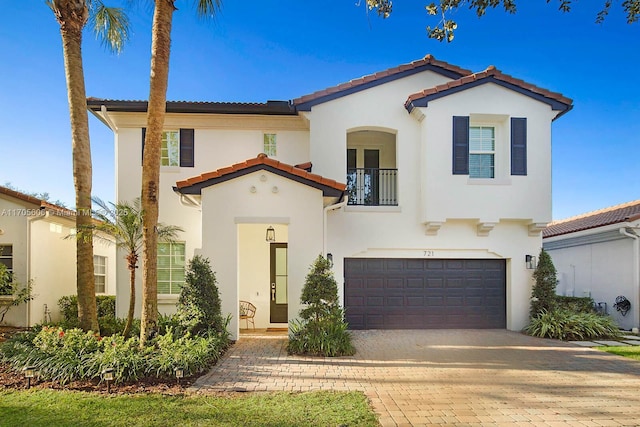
0 389 378 427
599 345 640 361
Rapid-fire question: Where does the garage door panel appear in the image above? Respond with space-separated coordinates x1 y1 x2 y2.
345 258 506 329
367 296 384 306
387 278 404 289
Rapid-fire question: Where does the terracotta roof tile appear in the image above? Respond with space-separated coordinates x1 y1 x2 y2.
293 54 472 107
0 186 76 217
543 200 640 238
405 66 573 108
175 154 346 194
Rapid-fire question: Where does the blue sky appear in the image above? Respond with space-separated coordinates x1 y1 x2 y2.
1 1 638 220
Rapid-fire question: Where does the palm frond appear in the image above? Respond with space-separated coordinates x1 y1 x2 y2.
91 1 130 54
195 0 223 20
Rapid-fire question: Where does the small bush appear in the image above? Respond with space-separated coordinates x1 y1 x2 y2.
58 295 116 322
288 255 355 357
57 295 120 334
556 296 596 314
176 256 225 336
288 311 354 357
530 249 558 318
525 309 622 341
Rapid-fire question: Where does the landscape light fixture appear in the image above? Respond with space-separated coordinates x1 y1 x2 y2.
525 255 537 270
102 368 115 393
23 366 36 389
174 367 184 385
327 253 333 268
265 226 276 242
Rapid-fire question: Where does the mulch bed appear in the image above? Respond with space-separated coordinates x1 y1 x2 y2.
0 326 196 395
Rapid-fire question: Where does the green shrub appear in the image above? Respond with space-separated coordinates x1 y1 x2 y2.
525 309 622 340
556 296 596 313
288 312 354 357
57 295 120 334
287 255 355 357
176 255 225 336
58 295 116 322
1 324 230 385
530 249 558 318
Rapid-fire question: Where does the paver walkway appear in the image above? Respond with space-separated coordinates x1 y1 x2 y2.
191 330 640 426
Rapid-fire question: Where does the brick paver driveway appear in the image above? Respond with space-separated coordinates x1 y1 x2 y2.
191 330 640 426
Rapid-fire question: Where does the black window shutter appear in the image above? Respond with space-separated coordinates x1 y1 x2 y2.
141 127 146 166
511 118 527 176
179 129 195 167
452 116 469 175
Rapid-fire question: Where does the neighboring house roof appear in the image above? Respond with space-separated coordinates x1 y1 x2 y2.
543 200 640 238
0 185 76 218
405 66 573 118
293 54 472 111
86 98 296 115
174 154 346 197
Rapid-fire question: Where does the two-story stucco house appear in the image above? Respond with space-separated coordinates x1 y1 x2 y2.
88 55 572 340
0 186 116 326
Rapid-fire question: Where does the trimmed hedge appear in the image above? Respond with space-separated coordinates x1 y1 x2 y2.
556 296 596 314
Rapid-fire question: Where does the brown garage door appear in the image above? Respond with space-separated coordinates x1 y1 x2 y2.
344 258 506 329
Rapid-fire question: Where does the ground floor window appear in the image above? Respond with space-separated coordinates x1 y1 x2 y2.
157 242 185 294
94 255 106 294
0 244 12 274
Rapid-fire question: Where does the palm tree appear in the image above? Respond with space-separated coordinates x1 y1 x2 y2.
91 197 183 337
47 0 129 332
139 0 221 345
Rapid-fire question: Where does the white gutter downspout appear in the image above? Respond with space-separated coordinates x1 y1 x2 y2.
619 226 640 329
27 210 49 327
323 195 348 255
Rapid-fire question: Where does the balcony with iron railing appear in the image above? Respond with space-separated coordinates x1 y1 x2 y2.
346 168 398 206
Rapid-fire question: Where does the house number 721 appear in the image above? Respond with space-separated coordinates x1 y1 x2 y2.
423 250 435 257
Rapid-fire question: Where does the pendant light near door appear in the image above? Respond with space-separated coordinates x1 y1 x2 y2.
265 226 276 242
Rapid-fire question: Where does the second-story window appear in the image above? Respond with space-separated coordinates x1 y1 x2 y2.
161 130 180 166
469 126 495 179
263 133 277 156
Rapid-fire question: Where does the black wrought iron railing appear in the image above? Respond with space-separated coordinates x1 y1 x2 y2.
346 168 398 206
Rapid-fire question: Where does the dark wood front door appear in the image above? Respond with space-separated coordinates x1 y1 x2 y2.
270 243 288 323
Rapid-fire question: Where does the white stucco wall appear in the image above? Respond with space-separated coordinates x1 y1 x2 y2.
545 226 640 330
1 195 116 326
0 197 30 326
29 218 77 325
109 113 310 319
418 84 556 224
199 170 324 340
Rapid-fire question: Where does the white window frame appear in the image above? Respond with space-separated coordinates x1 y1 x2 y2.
469 125 496 179
157 242 185 295
263 133 277 157
161 130 180 167
94 255 107 294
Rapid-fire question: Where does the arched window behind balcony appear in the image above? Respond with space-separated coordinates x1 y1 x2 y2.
346 130 397 206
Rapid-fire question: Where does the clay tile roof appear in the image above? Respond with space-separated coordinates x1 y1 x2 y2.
293 54 472 109
0 186 76 217
405 66 573 116
174 154 346 196
543 200 640 238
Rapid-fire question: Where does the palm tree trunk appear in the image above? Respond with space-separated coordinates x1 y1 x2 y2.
140 0 175 346
123 253 138 338
55 0 98 332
